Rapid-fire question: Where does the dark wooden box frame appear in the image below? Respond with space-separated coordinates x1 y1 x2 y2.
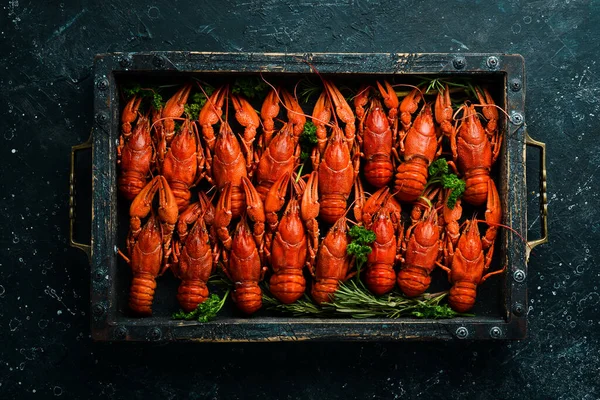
76 52 543 342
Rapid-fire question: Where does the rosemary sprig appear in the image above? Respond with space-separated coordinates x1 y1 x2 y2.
264 280 469 320
263 292 328 317
298 78 321 104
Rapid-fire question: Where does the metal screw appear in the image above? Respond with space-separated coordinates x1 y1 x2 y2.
455 327 469 339
96 78 109 91
512 303 525 316
95 111 109 125
486 56 499 69
114 326 127 340
119 56 132 68
148 327 162 341
513 269 526 282
511 112 523 125
93 269 106 282
490 326 502 339
453 56 466 70
92 303 106 317
510 78 522 92
153 55 165 68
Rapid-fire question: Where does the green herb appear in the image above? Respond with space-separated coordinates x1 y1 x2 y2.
347 225 377 277
425 78 445 94
426 158 466 209
263 292 325 317
151 92 164 110
123 83 142 97
299 121 318 161
183 86 216 119
298 79 321 104
411 302 461 319
232 77 268 99
172 290 230 323
428 157 449 176
264 280 468 319
121 84 165 110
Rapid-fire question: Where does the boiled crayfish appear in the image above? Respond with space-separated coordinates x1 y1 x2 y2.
311 217 353 305
122 175 178 316
118 113 153 201
354 82 398 189
394 91 441 203
439 179 503 312
448 88 501 207
222 217 266 314
170 194 216 312
397 205 442 297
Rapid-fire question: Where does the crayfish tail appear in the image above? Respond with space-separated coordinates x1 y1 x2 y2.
269 272 306 304
463 172 489 206
232 282 262 315
118 173 148 201
364 264 396 296
394 159 428 203
319 194 348 225
311 278 339 305
397 266 432 297
449 281 478 313
129 274 157 316
177 280 209 313
363 155 394 189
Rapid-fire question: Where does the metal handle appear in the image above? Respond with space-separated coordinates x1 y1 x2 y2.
525 132 548 261
70 134 93 261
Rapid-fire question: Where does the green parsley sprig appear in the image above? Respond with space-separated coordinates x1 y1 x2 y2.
183 86 215 120
347 225 377 278
232 77 268 99
172 289 230 323
425 158 466 209
122 84 164 110
299 121 318 162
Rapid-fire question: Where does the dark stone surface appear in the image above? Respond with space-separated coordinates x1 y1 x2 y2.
1 1 598 399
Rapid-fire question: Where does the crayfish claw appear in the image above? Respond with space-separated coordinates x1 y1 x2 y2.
301 171 319 223
241 176 265 247
435 84 454 137
482 179 501 251
376 80 399 110
157 176 179 227
214 183 233 250
281 89 306 138
312 91 331 155
261 88 280 147
121 96 142 137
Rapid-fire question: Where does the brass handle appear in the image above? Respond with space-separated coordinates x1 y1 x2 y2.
525 132 548 262
69 134 93 261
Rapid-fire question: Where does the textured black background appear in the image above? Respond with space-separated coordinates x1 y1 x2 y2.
1 1 599 399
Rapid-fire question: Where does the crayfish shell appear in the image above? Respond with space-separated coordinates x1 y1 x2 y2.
232 283 263 315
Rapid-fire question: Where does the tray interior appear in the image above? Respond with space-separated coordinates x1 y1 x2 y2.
112 71 508 323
